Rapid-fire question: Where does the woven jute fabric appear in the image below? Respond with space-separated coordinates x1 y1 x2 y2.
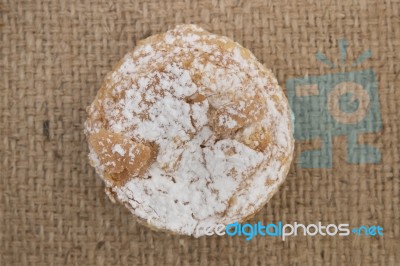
1 0 399 265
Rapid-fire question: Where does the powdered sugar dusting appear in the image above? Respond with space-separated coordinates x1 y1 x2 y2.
218 114 237 129
85 24 294 236
112 144 125 156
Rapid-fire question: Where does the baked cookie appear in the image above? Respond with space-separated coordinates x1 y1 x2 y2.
85 24 294 236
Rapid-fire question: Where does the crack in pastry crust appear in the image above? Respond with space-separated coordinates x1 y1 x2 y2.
84 24 294 236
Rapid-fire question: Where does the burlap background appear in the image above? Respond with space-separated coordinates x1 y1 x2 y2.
1 0 399 265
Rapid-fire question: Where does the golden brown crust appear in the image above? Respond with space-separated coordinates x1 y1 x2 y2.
85 24 295 236
209 93 266 137
88 129 153 186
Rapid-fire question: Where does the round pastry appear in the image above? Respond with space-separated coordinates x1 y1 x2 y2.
84 24 294 236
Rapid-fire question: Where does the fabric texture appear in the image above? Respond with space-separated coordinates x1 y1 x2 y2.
1 0 399 265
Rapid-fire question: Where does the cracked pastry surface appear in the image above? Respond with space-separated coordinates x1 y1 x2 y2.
84 24 294 236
